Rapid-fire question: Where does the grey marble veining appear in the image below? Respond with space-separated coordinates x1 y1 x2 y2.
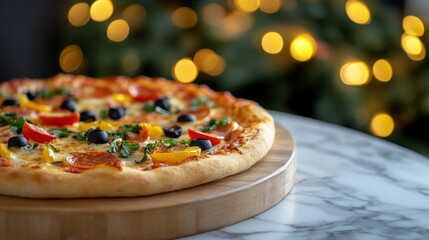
183 111 429 240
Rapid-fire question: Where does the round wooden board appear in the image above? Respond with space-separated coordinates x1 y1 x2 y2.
0 125 296 240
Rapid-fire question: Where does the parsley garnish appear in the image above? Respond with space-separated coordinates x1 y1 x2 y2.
137 141 158 164
48 128 70 138
108 123 141 140
0 113 30 133
23 143 39 151
203 117 231 132
189 96 210 109
38 88 70 99
108 138 140 158
9 117 27 134
46 143 60 153
73 128 96 141
100 109 108 119
160 139 189 148
143 101 170 115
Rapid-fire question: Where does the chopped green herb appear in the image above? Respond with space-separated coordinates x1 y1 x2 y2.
100 109 108 119
108 138 140 158
160 139 189 148
38 88 70 99
23 143 39 151
46 143 60 153
108 123 141 140
189 96 210 109
107 138 122 154
203 117 231 132
137 141 158 164
9 117 27 134
143 101 155 111
48 128 70 138
32 143 40 150
0 112 18 127
73 128 97 141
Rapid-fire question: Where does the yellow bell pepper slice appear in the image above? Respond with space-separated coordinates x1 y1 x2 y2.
19 94 52 112
78 121 116 131
111 93 132 105
142 123 163 138
151 146 201 164
0 143 15 160
42 146 55 163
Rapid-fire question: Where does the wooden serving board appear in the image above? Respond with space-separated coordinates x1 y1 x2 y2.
0 125 296 240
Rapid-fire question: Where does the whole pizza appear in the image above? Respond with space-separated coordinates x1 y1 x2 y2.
0 74 275 198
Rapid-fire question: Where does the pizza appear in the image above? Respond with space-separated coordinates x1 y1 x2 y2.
0 74 275 198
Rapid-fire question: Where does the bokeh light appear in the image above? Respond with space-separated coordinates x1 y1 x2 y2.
107 19 130 42
370 113 394 137
340 61 370 86
345 0 371 25
261 32 283 54
259 0 282 13
218 11 253 41
121 52 140 73
173 58 199 83
90 0 114 22
402 15 424 37
234 0 261 13
290 34 317 62
194 49 226 76
59 45 83 73
401 34 424 56
172 7 198 29
122 4 146 30
202 3 226 26
68 2 90 27
372 59 393 82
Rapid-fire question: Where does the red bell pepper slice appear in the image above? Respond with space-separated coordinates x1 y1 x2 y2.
22 122 57 143
188 128 224 146
38 112 80 127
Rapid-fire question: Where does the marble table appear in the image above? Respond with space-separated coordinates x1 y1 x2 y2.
184 111 429 239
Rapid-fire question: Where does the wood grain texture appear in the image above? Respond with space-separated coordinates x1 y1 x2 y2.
0 125 296 239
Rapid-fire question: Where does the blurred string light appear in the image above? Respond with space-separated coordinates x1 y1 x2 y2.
259 0 282 13
261 32 283 54
90 0 114 22
68 2 90 27
234 0 260 13
401 33 426 61
340 61 370 86
370 113 394 137
172 7 198 29
121 52 140 74
290 34 317 62
193 49 226 76
59 45 83 73
107 19 129 42
202 3 226 26
372 59 392 82
402 15 424 36
122 4 146 30
173 58 198 83
345 0 371 25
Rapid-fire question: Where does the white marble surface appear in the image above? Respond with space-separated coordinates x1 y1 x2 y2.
183 111 429 240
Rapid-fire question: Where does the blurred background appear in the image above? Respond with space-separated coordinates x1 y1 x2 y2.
0 0 428 156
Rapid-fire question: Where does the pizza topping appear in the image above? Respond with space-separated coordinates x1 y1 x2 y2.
38 112 80 126
7 136 28 148
143 101 170 115
60 99 77 112
177 113 196 123
78 121 116 131
42 145 56 163
154 97 171 112
163 125 182 138
188 128 224 146
66 151 122 170
142 123 163 138
138 141 157 163
48 128 70 138
128 84 161 102
22 122 57 143
108 107 126 120
189 96 211 109
0 157 13 167
108 123 142 140
203 117 231 132
111 93 132 105
79 110 96 122
151 146 201 164
38 88 70 99
25 91 37 101
0 144 15 160
19 94 52 112
87 129 109 144
108 138 140 158
2 98 19 107
189 138 212 151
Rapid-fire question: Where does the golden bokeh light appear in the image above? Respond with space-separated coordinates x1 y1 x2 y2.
173 58 199 83
68 2 90 27
107 19 130 42
202 3 226 26
402 15 424 36
218 11 253 41
401 34 423 56
345 0 371 25
372 59 393 82
340 61 370 86
193 49 226 76
59 45 83 73
90 0 114 22
235 0 261 13
290 34 317 62
261 32 283 54
259 0 282 13
122 4 146 30
172 7 198 29
121 52 140 73
407 45 426 61
370 113 394 138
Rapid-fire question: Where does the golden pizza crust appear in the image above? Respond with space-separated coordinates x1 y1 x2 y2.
0 75 275 198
